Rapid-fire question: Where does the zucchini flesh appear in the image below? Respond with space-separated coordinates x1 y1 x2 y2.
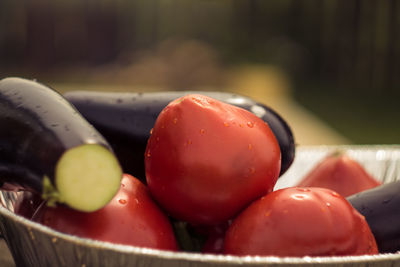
64 91 295 181
0 77 122 212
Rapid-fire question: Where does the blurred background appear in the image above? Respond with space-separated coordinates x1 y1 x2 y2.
1 0 399 145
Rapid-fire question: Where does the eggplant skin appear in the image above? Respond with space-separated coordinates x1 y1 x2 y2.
64 91 295 181
0 77 110 193
347 181 400 253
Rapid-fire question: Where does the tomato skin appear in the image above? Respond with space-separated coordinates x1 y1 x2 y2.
223 187 378 257
145 94 281 225
297 152 381 197
14 191 43 219
35 174 178 251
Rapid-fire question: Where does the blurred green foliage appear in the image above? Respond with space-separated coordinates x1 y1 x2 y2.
1 0 398 89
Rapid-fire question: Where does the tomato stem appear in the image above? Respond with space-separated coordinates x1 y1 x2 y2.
172 220 206 252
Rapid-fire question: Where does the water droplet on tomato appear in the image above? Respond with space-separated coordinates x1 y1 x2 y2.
296 188 310 192
224 122 229 127
248 144 253 150
247 122 254 128
146 152 151 158
173 118 178 124
150 128 153 135
200 129 205 134
187 139 192 145
292 194 306 200
331 192 340 197
326 202 331 207
119 199 127 205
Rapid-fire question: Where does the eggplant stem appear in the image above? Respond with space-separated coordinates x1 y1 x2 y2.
42 176 64 207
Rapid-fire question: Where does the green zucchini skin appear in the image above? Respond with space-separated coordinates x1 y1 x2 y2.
0 77 110 193
64 91 295 181
347 181 400 253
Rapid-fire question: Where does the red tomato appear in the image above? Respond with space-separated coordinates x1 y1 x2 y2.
14 191 43 219
145 94 281 225
224 187 378 257
34 174 178 251
297 152 381 197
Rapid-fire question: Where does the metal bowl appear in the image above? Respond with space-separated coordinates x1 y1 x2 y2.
1 145 400 267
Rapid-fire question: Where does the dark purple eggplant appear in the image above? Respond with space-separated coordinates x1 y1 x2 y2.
63 91 295 181
347 180 400 253
0 77 122 212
